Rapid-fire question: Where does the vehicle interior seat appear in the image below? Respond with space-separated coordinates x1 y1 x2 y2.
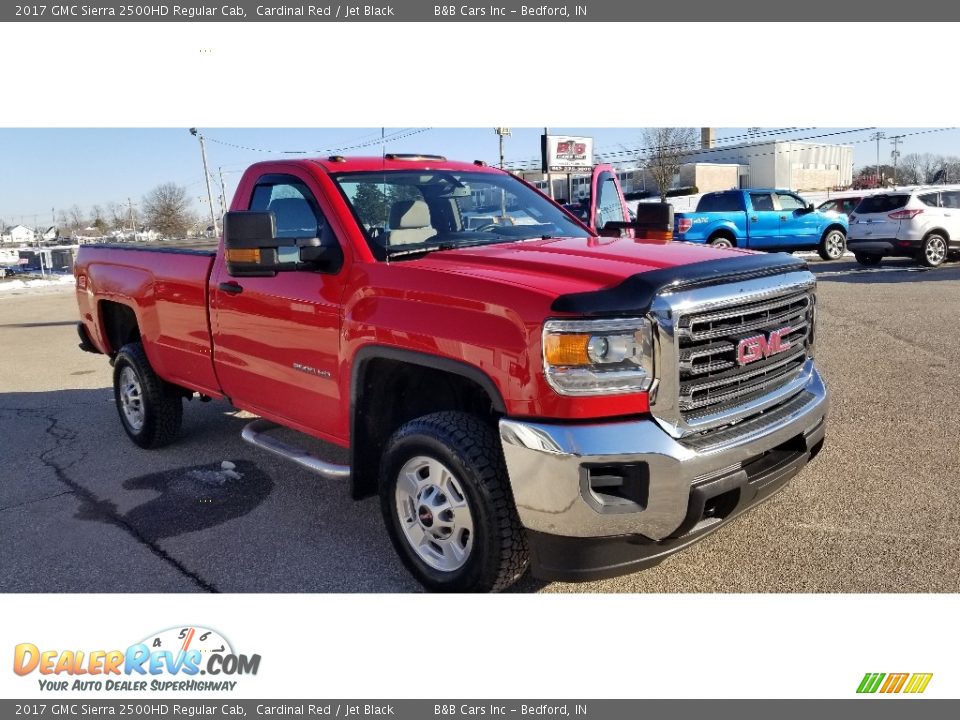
388 200 437 245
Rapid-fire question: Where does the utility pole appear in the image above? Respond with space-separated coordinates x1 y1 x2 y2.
494 127 510 169
218 166 228 217
128 198 136 241
189 128 219 237
870 131 886 186
889 135 905 185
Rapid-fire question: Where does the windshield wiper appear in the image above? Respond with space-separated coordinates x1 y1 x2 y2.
386 242 459 260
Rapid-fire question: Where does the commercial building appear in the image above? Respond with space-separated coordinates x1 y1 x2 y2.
515 129 855 199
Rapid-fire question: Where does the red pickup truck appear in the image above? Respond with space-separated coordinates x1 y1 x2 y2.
75 155 828 592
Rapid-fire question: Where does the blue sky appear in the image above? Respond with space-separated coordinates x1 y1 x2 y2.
2 127 958 224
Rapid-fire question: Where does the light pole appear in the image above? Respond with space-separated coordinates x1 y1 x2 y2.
870 131 886 186
189 128 220 237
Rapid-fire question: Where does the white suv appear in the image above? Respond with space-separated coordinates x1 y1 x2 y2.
847 186 960 267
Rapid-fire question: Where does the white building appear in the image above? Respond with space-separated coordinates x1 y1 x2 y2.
5 225 36 244
679 130 854 191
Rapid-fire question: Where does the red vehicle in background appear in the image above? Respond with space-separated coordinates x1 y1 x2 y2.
75 155 828 592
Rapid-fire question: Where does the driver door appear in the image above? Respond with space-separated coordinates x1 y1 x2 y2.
210 170 348 443
776 191 819 248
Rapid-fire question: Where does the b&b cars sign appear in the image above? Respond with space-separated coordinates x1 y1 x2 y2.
541 134 594 173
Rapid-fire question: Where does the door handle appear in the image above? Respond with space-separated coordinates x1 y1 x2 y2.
750 216 758 222
780 216 787 221
218 281 243 295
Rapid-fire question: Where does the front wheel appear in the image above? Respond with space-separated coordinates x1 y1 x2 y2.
818 229 846 260
113 343 183 448
919 233 947 268
380 412 529 592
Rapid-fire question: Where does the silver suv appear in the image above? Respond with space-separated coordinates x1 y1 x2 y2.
847 186 960 267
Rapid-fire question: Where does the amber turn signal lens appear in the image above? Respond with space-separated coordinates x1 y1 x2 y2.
640 230 673 243
544 333 591 366
226 248 261 263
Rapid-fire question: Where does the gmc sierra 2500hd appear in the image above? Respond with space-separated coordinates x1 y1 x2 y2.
75 156 828 592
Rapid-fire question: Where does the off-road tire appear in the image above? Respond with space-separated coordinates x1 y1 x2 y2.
113 342 183 449
379 411 529 592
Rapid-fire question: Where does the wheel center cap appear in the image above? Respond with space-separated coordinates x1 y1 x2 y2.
417 506 434 528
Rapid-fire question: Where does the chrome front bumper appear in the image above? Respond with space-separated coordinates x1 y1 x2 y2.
499 363 828 543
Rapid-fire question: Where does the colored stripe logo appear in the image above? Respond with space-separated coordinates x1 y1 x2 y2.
857 672 933 694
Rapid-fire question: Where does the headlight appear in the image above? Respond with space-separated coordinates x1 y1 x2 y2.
542 318 654 396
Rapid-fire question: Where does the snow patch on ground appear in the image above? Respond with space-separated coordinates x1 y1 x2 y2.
0 275 75 294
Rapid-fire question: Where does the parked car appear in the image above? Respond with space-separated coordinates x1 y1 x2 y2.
0 267 15 278
674 189 849 260
74 156 828 592
847 187 960 267
817 195 864 217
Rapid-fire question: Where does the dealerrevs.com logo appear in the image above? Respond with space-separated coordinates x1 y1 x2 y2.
13 626 261 693
857 672 933 694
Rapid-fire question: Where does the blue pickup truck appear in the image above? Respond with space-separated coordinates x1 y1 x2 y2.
674 189 849 260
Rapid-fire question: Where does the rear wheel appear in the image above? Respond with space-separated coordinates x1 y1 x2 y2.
380 411 528 592
113 342 183 448
855 253 882 267
918 233 947 268
708 235 734 249
818 229 846 261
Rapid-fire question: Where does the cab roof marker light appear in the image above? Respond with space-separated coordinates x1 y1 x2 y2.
384 153 447 162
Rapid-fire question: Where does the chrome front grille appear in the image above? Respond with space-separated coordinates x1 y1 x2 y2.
676 289 813 421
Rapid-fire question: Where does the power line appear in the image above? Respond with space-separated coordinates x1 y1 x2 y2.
201 127 433 155
505 127 959 172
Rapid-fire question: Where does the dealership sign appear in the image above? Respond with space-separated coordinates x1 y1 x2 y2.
541 134 594 173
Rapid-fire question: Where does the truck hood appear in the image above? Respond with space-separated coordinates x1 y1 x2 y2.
410 235 755 298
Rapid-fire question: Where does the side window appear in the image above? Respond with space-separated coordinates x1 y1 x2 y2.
919 193 940 208
841 199 859 215
819 200 838 213
250 176 328 241
776 193 806 211
699 193 742 213
750 193 775 212
595 175 626 229
942 191 960 209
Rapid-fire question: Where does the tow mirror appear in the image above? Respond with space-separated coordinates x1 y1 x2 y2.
223 211 282 277
598 202 674 243
223 211 343 277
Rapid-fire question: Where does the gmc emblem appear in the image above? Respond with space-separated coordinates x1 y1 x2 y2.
737 327 793 366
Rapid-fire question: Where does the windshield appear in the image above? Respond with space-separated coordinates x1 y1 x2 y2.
333 170 590 259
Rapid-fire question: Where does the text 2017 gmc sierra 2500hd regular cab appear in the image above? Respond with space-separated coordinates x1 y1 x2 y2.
75 156 828 592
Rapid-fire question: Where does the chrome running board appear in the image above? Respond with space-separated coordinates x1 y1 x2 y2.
240 419 350 480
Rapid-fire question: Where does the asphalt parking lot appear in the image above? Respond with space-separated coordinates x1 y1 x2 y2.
1 257 958 593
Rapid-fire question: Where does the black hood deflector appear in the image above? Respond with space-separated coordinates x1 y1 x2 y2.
551 252 809 316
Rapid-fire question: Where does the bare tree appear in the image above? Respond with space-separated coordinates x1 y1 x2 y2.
68 205 85 232
106 201 126 231
142 183 194 239
90 204 108 234
941 157 960 184
641 128 699 202
895 153 919 185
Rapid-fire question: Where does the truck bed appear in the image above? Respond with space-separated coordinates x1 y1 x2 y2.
75 243 222 397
